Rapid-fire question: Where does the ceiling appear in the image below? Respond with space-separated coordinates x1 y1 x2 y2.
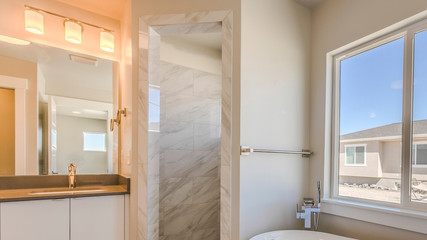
56 0 125 20
295 0 325 9
38 46 113 94
53 96 112 120
54 0 324 21
0 41 113 95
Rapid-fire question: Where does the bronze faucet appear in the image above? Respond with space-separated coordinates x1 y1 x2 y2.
68 163 77 189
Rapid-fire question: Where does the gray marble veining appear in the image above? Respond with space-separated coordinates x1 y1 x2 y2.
160 177 193 207
158 61 221 239
192 228 221 240
153 22 222 36
160 122 194 150
194 70 222 99
161 62 194 96
194 124 221 151
163 94 220 125
160 150 219 180
162 200 219 236
191 177 220 204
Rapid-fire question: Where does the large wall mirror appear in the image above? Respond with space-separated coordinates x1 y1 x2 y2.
0 41 118 176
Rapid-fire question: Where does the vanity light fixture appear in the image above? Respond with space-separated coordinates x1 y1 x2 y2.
24 5 115 52
0 35 31 46
100 30 114 52
24 8 44 34
64 20 83 44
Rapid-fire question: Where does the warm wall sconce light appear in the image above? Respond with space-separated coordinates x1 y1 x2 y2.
64 20 83 44
110 108 127 131
100 30 114 52
23 5 115 52
24 8 44 34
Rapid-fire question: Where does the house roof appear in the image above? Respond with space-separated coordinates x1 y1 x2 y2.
340 120 427 140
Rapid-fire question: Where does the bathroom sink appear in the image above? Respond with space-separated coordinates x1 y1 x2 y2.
29 187 105 195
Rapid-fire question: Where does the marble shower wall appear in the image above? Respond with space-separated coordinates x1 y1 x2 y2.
157 61 221 240
140 13 233 240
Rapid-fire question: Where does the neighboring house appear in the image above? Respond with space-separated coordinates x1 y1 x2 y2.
339 120 427 188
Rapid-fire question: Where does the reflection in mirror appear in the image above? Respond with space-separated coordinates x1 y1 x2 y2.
0 87 15 175
0 41 116 175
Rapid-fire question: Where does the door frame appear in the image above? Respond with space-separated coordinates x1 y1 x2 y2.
136 10 234 240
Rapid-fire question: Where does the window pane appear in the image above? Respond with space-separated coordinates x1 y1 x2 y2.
412 145 416 165
346 147 355 164
149 87 160 131
356 146 365 164
338 38 403 203
412 29 427 203
416 144 427 165
83 133 106 151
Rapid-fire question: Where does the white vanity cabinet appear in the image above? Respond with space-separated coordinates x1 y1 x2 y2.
70 195 125 240
0 195 126 240
0 199 70 240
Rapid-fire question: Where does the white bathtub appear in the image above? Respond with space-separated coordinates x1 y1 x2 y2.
250 230 356 240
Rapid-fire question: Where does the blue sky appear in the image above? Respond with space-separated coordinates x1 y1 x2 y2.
340 30 427 135
149 87 160 125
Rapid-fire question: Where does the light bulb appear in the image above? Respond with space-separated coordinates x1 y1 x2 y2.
100 31 114 52
25 9 44 34
65 20 82 44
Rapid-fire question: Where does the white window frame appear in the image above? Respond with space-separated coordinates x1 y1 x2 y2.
83 132 107 152
344 144 367 166
324 14 427 235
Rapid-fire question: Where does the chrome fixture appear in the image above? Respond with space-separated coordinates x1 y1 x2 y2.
240 145 312 158
110 108 127 131
68 163 77 189
314 181 321 231
296 181 321 230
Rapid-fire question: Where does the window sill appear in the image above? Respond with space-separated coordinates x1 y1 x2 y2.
321 198 427 234
343 164 367 167
413 165 427 168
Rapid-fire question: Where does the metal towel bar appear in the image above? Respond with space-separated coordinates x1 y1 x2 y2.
240 146 312 158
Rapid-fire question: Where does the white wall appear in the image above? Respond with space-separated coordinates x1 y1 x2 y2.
240 0 311 239
119 0 132 177
56 115 108 175
310 0 427 239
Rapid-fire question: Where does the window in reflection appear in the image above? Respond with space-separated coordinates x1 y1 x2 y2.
83 132 106 152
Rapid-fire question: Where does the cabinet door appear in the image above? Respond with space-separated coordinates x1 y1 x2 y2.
1 199 69 240
71 195 124 240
